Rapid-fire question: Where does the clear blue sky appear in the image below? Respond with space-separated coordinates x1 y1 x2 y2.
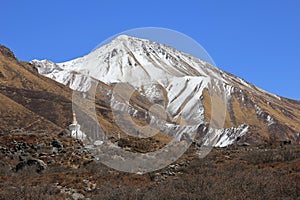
1 0 299 100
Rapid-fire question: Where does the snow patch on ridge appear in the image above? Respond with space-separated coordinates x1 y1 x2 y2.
202 124 249 147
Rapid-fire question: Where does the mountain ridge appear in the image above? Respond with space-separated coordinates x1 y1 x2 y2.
30 35 300 146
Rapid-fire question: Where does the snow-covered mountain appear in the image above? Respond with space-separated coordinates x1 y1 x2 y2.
31 35 300 147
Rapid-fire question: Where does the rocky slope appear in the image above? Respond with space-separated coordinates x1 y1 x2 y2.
0 131 299 200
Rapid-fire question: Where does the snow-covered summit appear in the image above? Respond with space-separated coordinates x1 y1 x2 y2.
31 35 223 88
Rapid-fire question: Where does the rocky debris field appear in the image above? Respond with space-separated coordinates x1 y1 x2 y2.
0 132 299 200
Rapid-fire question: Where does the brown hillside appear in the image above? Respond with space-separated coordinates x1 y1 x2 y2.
0 45 73 133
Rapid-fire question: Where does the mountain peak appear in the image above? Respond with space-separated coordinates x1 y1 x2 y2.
107 34 142 48
114 34 134 41
107 34 149 52
30 35 300 146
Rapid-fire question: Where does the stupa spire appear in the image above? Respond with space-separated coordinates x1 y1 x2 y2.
72 112 77 124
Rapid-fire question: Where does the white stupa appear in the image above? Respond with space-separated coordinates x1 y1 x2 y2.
69 112 86 140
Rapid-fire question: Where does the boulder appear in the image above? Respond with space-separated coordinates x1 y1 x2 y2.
16 156 47 173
